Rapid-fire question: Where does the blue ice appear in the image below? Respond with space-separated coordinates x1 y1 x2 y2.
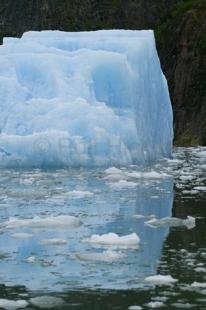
0 30 173 168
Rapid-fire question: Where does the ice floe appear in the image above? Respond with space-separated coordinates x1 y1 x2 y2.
64 190 94 199
84 232 140 248
39 238 67 245
0 299 28 310
11 232 33 239
30 296 64 308
76 250 125 263
145 216 196 229
3 215 81 229
145 274 178 286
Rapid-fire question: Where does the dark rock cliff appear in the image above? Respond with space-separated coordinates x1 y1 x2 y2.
0 0 205 145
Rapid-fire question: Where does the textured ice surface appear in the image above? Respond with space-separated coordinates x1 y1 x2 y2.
0 30 173 168
75 250 125 263
144 216 196 229
30 296 64 308
145 275 178 286
0 299 28 310
3 215 81 229
85 232 140 248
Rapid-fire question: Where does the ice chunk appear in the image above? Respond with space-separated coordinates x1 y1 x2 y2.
0 299 28 310
76 250 125 263
39 238 67 245
146 301 164 308
194 186 206 191
0 30 173 168
191 282 206 288
128 306 142 310
11 232 33 239
126 171 169 179
84 232 140 248
104 167 123 174
108 180 137 189
24 256 36 263
145 216 196 229
30 296 64 308
3 215 81 229
64 190 94 199
145 275 178 286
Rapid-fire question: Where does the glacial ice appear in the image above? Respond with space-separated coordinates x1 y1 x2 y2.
0 299 28 310
3 215 81 229
144 216 196 229
75 250 125 263
145 275 178 286
84 232 140 248
30 296 64 308
0 30 173 168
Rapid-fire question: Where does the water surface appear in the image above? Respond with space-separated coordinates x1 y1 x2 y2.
0 147 205 309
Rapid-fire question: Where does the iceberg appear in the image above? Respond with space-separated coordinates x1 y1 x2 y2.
0 30 173 168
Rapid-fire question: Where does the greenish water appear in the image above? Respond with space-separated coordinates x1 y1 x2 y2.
0 147 205 309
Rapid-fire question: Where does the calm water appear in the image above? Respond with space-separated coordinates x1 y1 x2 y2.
0 147 205 309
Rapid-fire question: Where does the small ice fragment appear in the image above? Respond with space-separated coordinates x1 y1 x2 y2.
76 250 125 263
85 232 140 248
64 190 94 199
128 306 142 310
179 175 194 181
146 301 164 308
105 167 123 175
144 216 196 229
39 238 67 245
0 299 28 309
182 190 198 195
133 214 145 219
127 171 169 179
194 186 206 191
171 303 193 308
11 232 33 240
30 296 64 308
4 215 81 229
191 282 206 288
24 256 36 263
195 267 206 273
108 180 137 189
145 275 178 286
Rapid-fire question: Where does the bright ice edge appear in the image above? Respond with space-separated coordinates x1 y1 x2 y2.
0 30 173 168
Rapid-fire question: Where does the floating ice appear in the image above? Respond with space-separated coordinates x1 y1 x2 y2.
0 30 173 168
39 238 67 245
30 296 64 308
0 299 28 310
191 282 206 288
108 180 137 189
126 171 169 179
11 232 33 239
145 275 178 286
64 190 94 199
24 256 36 263
85 232 140 248
194 186 206 192
145 216 196 229
3 215 81 229
146 301 164 308
76 250 125 263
